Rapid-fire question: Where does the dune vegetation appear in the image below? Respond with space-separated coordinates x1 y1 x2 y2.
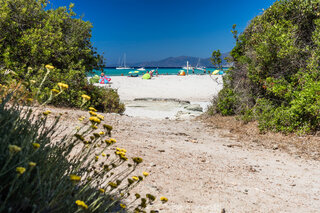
210 0 320 134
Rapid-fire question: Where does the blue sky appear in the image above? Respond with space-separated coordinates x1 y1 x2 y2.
50 0 276 65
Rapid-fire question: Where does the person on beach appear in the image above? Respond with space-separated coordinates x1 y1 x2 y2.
99 72 111 84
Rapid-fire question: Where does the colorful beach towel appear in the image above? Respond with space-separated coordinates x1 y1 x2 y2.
99 76 111 84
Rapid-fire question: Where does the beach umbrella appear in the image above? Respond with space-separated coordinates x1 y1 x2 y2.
179 70 186 76
212 70 219 75
128 71 139 74
142 73 151 79
128 70 139 77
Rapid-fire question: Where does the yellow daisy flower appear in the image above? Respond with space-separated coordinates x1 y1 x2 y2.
81 94 91 101
8 145 21 154
16 167 26 175
69 174 81 182
32 143 40 149
45 64 54 69
75 200 88 209
143 172 149 177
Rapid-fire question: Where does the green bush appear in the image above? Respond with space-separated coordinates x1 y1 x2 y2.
0 92 166 212
208 87 239 116
90 75 100 84
211 0 320 133
0 0 125 113
76 84 125 113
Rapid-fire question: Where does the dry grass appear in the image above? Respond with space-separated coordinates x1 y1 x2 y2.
200 114 320 161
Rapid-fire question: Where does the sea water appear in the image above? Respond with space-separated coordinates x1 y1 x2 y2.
87 67 229 77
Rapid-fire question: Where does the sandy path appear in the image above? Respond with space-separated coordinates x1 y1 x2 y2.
49 108 320 213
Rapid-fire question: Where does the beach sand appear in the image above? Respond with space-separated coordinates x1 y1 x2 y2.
93 75 223 119
106 75 223 101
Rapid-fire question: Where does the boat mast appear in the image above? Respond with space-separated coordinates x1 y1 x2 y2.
187 61 189 75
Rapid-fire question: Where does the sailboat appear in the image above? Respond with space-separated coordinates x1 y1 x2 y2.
116 53 132 70
182 61 194 70
137 67 146 71
195 58 206 71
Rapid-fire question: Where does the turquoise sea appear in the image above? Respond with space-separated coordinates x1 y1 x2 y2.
88 67 229 77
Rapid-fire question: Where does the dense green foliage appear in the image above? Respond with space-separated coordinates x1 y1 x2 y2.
210 0 320 133
0 0 124 113
0 92 165 212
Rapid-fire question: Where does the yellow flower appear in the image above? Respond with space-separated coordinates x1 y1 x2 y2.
132 176 139 181
70 174 81 182
57 83 69 90
8 145 21 154
108 182 117 188
78 117 84 121
95 156 99 161
96 114 104 120
89 111 97 116
110 138 116 143
120 155 128 161
91 125 98 129
32 143 40 149
29 162 36 167
89 107 97 112
99 131 105 135
75 200 88 209
99 188 105 193
81 94 91 101
16 167 26 175
45 64 54 69
160 196 168 203
51 89 60 94
89 116 101 124
43 110 51 116
101 153 106 157
120 204 126 209
143 172 149 177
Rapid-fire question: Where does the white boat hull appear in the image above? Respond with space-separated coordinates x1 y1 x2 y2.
116 67 131 70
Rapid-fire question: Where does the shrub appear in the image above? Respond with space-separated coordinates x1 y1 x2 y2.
0 0 126 113
79 84 125 113
90 75 100 84
0 91 166 212
211 0 320 133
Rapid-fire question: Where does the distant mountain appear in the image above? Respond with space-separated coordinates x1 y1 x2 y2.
107 53 230 67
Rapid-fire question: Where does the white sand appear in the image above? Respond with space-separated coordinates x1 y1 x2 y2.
95 75 223 102
93 75 223 119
